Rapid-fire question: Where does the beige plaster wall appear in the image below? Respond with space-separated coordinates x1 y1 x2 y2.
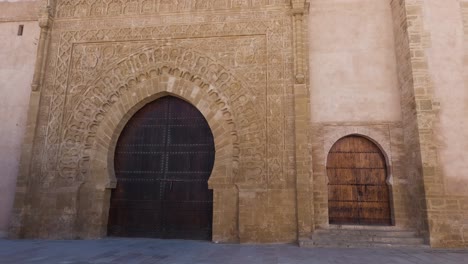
0 18 39 236
309 0 402 123
0 1 38 22
423 0 468 195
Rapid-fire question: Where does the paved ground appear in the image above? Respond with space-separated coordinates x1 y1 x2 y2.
0 238 467 264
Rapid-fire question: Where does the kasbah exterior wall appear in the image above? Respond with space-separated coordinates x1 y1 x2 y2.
0 0 40 238
0 0 466 248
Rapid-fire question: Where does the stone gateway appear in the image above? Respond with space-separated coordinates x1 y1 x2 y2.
1 0 467 248
108 96 216 240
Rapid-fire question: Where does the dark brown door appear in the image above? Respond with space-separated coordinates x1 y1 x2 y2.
327 136 392 226
107 96 215 240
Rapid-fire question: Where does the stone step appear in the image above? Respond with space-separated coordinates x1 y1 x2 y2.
300 238 430 249
300 228 428 249
312 236 425 245
313 229 419 238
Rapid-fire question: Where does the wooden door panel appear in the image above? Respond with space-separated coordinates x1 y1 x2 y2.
357 185 389 202
163 183 213 223
352 153 385 168
169 126 213 144
108 96 215 240
108 200 163 237
327 169 356 185
327 136 392 226
328 201 360 224
351 137 379 152
327 153 356 168
167 153 214 173
359 202 391 225
355 169 387 185
113 181 163 201
328 185 357 202
115 153 165 173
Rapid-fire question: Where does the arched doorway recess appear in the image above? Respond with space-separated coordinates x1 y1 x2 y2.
107 96 215 240
327 135 392 226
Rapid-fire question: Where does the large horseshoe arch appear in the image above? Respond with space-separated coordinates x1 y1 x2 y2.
107 96 215 239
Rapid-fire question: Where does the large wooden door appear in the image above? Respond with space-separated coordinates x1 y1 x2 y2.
327 136 392 226
107 96 215 240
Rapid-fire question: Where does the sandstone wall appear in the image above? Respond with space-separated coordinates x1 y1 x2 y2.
421 0 468 247
307 0 418 231
4 0 468 248
9 0 307 243
309 0 401 123
387 0 468 247
309 0 468 247
425 0 468 197
0 0 39 237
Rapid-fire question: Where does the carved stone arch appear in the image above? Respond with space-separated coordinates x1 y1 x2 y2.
324 129 394 185
58 45 263 185
324 131 395 226
72 73 243 239
92 76 239 189
63 45 263 241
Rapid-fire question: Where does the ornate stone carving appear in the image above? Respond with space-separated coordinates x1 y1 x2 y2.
14 5 296 241
58 45 265 184
291 0 308 84
54 0 290 18
41 17 290 189
31 4 54 91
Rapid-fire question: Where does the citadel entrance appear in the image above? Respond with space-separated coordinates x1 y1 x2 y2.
107 96 215 240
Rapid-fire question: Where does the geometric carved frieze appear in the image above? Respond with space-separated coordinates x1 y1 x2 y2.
41 18 291 188
59 45 263 185
55 0 290 19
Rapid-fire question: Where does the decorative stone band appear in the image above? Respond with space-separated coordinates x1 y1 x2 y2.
31 6 53 91
54 0 291 19
291 0 308 84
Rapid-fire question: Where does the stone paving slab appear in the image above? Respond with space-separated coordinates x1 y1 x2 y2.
0 238 467 264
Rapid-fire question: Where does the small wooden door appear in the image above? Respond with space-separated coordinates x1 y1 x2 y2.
107 96 215 240
327 136 392 226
